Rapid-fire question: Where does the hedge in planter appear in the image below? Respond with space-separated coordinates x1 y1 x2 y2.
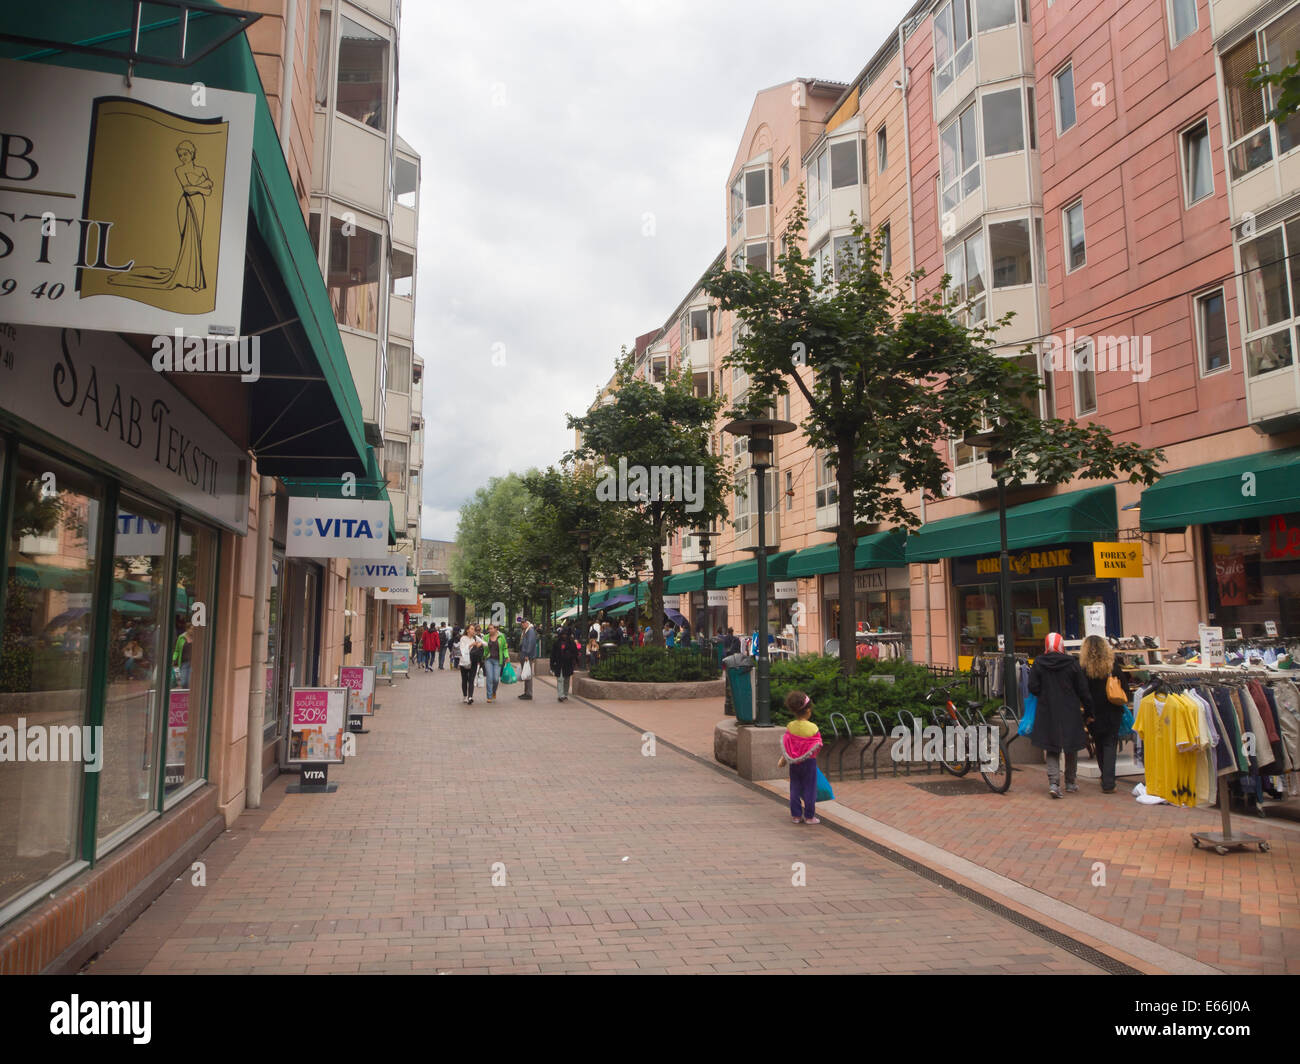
589 645 720 683
768 656 992 735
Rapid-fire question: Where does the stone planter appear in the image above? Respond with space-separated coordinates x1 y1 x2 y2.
570 675 724 701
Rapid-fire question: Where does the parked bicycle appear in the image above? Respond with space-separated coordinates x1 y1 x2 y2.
923 685 1019 793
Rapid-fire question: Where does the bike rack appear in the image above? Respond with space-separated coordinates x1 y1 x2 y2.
860 710 888 779
827 711 852 781
896 709 927 774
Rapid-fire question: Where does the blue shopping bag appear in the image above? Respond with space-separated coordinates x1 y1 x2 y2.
815 765 835 802
1018 692 1037 739
501 662 517 684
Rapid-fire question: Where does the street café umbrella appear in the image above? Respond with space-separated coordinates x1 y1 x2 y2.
664 607 688 626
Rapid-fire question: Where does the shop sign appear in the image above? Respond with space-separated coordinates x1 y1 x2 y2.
824 569 908 597
662 595 680 609
286 687 346 764
1092 542 1143 578
374 578 417 600
1084 603 1106 637
0 58 254 336
286 498 389 559
773 580 798 599
349 557 407 587
338 665 375 718
954 544 1095 585
707 589 728 607
0 326 249 532
114 512 193 557
1199 624 1226 667
1263 514 1300 561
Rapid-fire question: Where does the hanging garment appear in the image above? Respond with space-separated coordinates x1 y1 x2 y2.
1272 681 1300 772
1134 691 1201 807
1238 685 1277 772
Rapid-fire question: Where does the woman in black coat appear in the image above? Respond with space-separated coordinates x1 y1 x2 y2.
1079 634 1131 794
1027 632 1094 798
550 626 580 702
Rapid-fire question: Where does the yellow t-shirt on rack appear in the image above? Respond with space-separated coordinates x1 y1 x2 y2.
1135 692 1201 807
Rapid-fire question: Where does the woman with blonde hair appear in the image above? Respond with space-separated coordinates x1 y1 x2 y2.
1080 633 1131 794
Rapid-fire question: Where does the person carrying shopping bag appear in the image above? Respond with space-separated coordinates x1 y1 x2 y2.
1028 631 1094 798
482 623 509 703
517 618 539 701
457 625 484 704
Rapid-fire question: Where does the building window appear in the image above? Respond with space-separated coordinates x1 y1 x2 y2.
1196 288 1230 375
1240 218 1300 377
1063 200 1086 272
395 156 418 209
815 453 839 510
781 158 790 185
1169 0 1197 45
977 0 1019 32
784 393 791 422
830 140 859 188
1223 7 1300 181
690 307 712 341
811 240 833 285
989 219 1032 287
982 87 1025 156
945 231 987 325
730 176 744 236
336 16 388 131
1027 85 1037 149
384 439 408 491
309 211 321 258
1055 62 1076 134
935 0 974 94
745 242 769 273
680 315 689 351
746 169 768 208
315 11 332 105
877 125 888 171
833 234 861 279
1073 338 1098 414
327 216 382 331
940 103 980 213
387 343 412 394
879 222 892 270
391 247 413 298
808 148 830 226
1182 119 1213 205
1034 216 1046 284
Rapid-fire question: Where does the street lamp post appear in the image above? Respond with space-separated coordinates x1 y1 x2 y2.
724 416 797 728
630 553 644 641
574 529 592 646
538 554 551 651
962 429 1019 715
692 528 715 645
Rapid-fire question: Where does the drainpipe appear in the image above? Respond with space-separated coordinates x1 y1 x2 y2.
246 472 277 809
898 22 933 664
278 0 299 158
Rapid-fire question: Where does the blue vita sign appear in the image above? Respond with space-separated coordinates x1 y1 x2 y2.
286 499 390 559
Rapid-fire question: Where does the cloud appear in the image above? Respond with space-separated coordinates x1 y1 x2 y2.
399 0 917 542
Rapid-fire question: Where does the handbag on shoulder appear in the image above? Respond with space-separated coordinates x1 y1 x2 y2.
1106 674 1127 705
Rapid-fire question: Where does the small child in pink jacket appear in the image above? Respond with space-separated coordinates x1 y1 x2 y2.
777 690 823 824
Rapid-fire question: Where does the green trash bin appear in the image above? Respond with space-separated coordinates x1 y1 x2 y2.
727 666 753 724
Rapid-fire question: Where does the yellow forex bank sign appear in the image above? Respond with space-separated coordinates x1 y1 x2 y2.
1093 542 1143 578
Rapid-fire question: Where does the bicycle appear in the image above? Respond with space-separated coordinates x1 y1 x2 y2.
923 685 1017 793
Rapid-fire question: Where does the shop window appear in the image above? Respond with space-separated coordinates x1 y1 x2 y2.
98 495 172 851
1182 119 1213 205
1055 62 1076 134
982 88 1025 156
940 103 980 213
387 343 411 395
384 439 408 491
0 450 100 914
328 217 382 332
1206 516 1300 638
391 247 414 298
830 140 859 189
1196 288 1230 375
336 16 388 131
1064 200 1086 272
935 0 974 94
989 219 1032 288
166 521 216 802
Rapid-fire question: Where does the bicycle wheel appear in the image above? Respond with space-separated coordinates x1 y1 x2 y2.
980 741 1013 793
938 738 970 777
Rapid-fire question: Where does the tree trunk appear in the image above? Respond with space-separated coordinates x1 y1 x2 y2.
836 432 857 676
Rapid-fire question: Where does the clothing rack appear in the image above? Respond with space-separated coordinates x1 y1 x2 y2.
1135 664 1280 856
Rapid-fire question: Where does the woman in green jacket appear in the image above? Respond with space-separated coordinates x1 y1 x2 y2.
482 623 509 702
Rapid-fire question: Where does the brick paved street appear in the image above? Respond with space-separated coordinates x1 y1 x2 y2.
84 667 1101 975
592 692 1300 974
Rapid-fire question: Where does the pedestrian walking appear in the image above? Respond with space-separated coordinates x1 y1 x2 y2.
438 623 450 669
458 625 484 704
1027 632 1095 798
449 625 462 669
482 623 509 702
778 690 823 824
550 626 580 702
1079 633 1131 794
517 618 539 701
421 624 438 671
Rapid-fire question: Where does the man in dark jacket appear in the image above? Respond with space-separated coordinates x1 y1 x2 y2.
517 619 539 701
1027 632 1094 798
550 626 580 702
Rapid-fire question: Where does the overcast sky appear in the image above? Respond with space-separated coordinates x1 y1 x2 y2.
397 0 916 542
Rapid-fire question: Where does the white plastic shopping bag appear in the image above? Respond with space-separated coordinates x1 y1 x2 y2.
521 660 532 681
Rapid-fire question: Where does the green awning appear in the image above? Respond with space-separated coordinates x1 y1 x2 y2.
0 5 370 480
281 445 397 545
665 570 704 594
1140 449 1300 532
787 529 908 576
709 550 797 589
906 485 1118 563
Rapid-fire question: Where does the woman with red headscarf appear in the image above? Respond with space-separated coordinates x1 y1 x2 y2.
1027 632 1094 798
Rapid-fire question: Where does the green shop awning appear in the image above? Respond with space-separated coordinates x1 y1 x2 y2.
709 550 797 589
906 485 1118 563
1140 448 1300 532
0 4 371 479
281 445 397 545
787 529 908 576
665 570 704 594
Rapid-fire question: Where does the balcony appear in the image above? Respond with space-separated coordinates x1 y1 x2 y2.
733 509 779 553
388 294 413 340
933 4 1034 128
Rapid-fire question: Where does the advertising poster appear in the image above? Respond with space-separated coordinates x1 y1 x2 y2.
373 651 394 683
1213 544 1248 607
165 689 189 784
286 687 347 764
391 642 412 676
339 665 375 717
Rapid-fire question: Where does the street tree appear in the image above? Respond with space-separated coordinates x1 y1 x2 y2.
705 195 1164 675
566 351 729 647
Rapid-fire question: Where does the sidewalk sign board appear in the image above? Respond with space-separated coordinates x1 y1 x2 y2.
339 665 375 733
286 687 346 794
373 651 394 686
391 642 412 677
